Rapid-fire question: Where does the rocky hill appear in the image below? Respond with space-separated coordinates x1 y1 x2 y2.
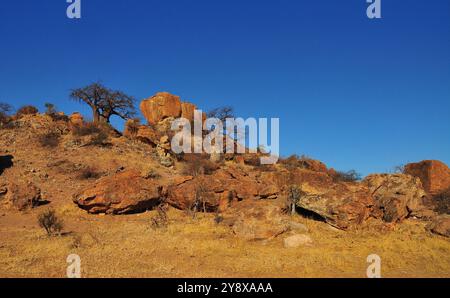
0 93 449 277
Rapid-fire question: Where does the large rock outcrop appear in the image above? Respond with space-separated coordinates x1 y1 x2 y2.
0 179 42 211
296 182 374 230
140 92 184 125
73 170 163 214
140 92 203 127
166 167 279 212
404 160 450 196
181 102 197 121
261 168 333 192
364 174 427 222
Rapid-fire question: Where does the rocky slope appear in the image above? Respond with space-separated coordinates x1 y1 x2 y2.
1 93 449 241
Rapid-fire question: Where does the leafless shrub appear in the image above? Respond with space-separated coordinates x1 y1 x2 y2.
77 167 102 180
434 188 450 215
44 103 57 115
287 185 305 215
0 102 13 127
214 211 224 224
89 130 109 147
72 122 103 136
393 164 405 174
187 184 209 219
38 209 64 236
181 154 219 176
151 204 169 230
38 132 61 148
125 118 141 137
72 122 111 147
280 154 314 170
332 170 362 183
143 168 161 179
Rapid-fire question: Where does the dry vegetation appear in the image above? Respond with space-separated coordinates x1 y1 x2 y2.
0 206 449 278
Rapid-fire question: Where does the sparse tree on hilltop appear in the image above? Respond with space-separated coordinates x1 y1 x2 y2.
70 82 136 124
207 106 234 122
0 102 13 126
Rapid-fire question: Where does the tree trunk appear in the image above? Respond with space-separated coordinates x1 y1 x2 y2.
92 108 101 124
92 109 108 124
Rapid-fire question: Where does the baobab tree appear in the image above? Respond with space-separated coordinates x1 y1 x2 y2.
70 82 136 124
0 102 13 125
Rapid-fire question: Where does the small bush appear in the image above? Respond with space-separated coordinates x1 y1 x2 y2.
186 184 209 219
125 118 141 137
286 185 305 215
0 113 11 127
393 164 405 174
332 170 362 182
89 130 109 146
143 168 161 179
44 103 57 115
280 154 314 170
72 122 103 136
0 102 13 127
77 167 101 180
434 188 450 215
72 122 111 147
151 204 169 230
38 132 61 148
38 209 64 236
214 212 224 224
16 105 39 118
181 154 219 176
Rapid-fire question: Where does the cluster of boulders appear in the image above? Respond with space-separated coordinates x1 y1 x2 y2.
1 92 449 242
73 91 450 239
70 158 450 239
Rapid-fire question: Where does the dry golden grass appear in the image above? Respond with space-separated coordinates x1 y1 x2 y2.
0 205 449 278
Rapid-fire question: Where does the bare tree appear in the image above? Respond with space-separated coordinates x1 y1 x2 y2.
0 102 13 114
0 102 13 125
207 106 234 122
70 82 136 124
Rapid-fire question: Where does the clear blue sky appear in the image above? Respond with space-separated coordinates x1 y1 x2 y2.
0 0 449 175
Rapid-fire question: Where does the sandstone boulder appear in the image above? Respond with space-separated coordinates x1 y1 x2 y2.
283 234 313 248
181 102 197 121
136 126 160 145
262 168 333 192
166 167 277 212
0 179 42 211
296 182 374 230
404 160 450 196
69 112 84 129
224 200 289 241
73 170 162 214
427 215 450 237
140 92 182 125
364 174 427 222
